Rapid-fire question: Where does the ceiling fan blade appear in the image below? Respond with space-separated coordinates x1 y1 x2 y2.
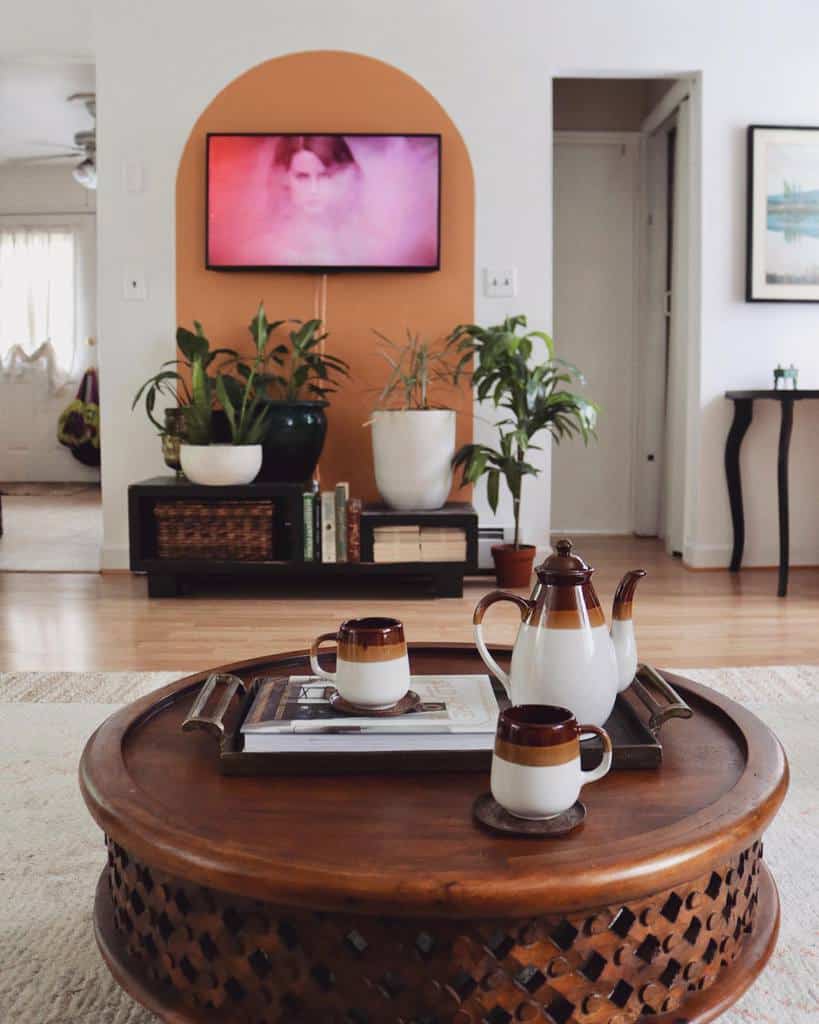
21 139 84 151
3 153 81 165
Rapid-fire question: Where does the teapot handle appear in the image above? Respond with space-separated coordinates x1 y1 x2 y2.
473 590 534 699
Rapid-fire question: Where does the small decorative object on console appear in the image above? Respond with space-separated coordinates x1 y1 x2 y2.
160 408 186 478
773 362 799 389
473 538 646 725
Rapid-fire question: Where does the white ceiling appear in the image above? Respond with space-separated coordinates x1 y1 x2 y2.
0 60 95 164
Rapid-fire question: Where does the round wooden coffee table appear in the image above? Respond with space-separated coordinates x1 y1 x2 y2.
80 644 788 1024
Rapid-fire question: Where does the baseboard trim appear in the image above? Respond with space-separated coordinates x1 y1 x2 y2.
102 545 130 572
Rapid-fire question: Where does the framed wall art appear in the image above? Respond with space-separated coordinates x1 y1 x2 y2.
747 124 819 302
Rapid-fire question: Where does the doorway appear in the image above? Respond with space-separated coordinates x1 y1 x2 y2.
0 59 100 572
551 76 698 557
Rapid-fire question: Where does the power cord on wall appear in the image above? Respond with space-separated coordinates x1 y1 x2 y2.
312 273 329 486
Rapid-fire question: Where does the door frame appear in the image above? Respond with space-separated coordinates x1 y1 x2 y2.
550 73 702 558
639 76 702 560
552 131 642 535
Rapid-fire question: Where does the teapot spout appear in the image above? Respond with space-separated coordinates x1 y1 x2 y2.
610 570 646 691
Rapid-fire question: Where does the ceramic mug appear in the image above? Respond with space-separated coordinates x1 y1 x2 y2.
309 616 410 709
490 704 613 819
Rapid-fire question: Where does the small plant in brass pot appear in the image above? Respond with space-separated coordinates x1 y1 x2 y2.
449 315 598 588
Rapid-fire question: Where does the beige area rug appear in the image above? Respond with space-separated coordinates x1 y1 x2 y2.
0 666 816 1024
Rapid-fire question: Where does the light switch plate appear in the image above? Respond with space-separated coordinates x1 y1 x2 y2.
123 268 147 301
483 266 517 298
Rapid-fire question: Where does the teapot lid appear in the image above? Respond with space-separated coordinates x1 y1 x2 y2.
535 538 594 584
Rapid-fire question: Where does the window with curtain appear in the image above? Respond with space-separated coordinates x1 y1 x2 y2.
0 226 77 381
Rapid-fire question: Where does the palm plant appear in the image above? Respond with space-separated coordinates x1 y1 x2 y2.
449 315 598 548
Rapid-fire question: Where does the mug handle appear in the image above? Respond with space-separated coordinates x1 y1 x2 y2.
579 725 613 784
309 632 338 682
472 591 533 699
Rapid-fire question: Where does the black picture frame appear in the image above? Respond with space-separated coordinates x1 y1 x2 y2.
204 132 442 274
747 124 819 303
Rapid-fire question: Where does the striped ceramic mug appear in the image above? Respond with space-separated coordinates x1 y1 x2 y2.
309 616 410 708
490 705 613 819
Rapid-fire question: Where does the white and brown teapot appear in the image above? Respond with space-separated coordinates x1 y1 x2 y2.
473 539 645 726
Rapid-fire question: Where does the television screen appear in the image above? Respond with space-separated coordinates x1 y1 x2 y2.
206 133 441 271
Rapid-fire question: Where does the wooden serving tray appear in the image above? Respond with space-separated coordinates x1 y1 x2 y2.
182 663 691 775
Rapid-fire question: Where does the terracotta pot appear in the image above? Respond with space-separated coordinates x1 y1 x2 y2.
491 544 536 589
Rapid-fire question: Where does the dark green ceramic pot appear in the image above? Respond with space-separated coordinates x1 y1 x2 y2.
258 401 328 483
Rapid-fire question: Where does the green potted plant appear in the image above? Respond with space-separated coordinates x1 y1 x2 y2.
132 312 271 486
450 315 598 587
251 315 349 482
369 329 462 509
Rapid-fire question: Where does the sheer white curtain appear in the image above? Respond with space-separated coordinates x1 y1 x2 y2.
0 227 77 388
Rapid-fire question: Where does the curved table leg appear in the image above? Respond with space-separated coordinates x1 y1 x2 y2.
777 398 794 598
725 398 754 571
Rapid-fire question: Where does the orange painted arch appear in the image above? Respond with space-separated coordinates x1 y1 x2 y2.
176 50 475 501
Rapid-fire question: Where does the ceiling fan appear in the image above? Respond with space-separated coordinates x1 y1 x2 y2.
11 92 97 190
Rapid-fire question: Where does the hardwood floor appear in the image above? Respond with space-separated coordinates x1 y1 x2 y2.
0 487 101 572
1 535 817 671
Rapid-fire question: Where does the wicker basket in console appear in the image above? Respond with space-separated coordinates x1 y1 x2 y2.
154 500 274 561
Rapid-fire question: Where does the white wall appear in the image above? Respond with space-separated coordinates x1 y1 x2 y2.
9 0 819 568
0 164 98 481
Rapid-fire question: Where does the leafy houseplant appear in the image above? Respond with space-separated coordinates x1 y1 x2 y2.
133 304 349 485
450 315 598 586
250 316 350 483
369 330 462 510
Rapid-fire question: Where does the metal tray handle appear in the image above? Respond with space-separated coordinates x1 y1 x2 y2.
631 663 693 737
181 673 246 743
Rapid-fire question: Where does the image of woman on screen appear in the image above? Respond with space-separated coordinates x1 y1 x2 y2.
261 135 363 266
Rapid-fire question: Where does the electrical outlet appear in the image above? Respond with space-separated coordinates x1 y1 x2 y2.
123 268 147 301
483 266 517 298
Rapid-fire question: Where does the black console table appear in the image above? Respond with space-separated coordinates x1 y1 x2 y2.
724 389 819 596
128 477 477 597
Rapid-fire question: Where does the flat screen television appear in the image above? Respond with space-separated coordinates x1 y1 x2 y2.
206 133 441 272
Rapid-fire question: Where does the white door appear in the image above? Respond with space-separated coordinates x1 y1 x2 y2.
552 134 639 535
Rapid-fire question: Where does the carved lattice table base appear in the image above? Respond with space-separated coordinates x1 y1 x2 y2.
104 837 765 1024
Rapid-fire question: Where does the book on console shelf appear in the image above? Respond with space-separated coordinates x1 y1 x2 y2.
372 525 466 563
241 675 499 753
320 491 336 563
307 482 361 563
302 492 315 561
334 482 349 561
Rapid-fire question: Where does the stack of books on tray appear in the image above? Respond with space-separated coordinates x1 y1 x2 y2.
302 482 362 563
373 525 467 563
240 674 499 754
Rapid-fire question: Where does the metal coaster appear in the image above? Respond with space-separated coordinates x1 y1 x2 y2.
326 689 422 717
472 793 586 837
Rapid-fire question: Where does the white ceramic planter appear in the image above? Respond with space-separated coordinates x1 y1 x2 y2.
180 444 262 486
371 409 455 510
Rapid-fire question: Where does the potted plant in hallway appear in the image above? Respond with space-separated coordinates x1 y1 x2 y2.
252 314 349 483
369 329 462 510
132 312 270 486
450 315 598 587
